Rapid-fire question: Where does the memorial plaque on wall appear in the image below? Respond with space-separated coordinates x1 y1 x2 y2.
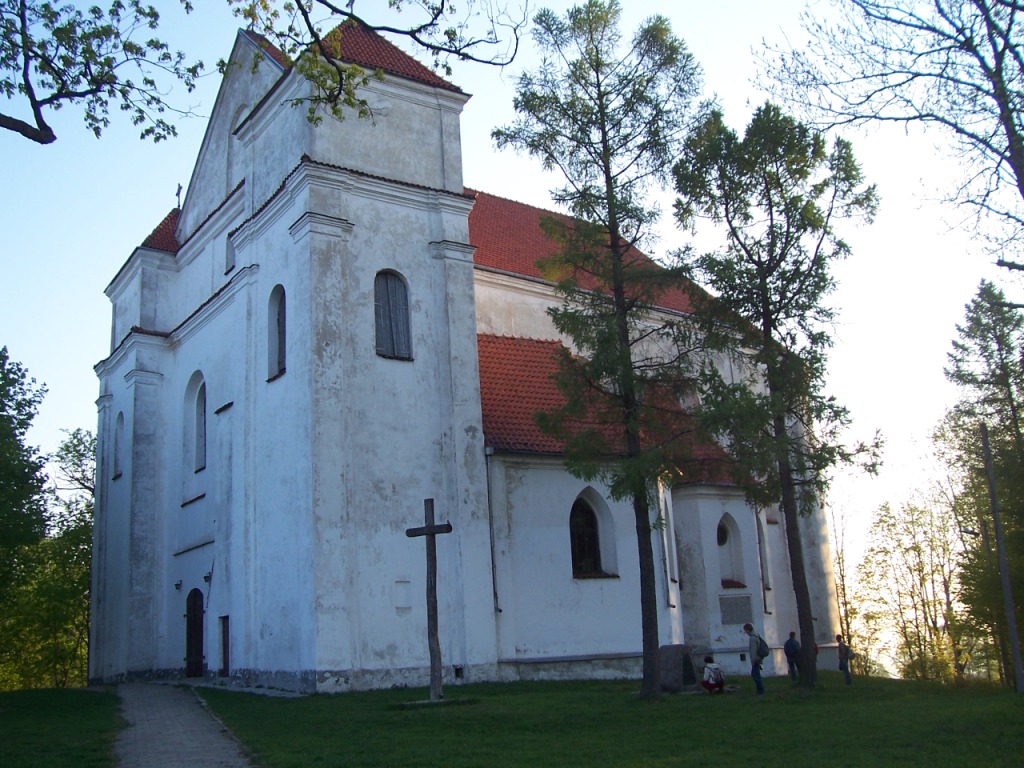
719 595 753 625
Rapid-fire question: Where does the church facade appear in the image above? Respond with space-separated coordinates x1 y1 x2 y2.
89 24 839 692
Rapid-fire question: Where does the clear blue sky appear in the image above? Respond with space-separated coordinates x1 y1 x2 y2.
0 1 999 533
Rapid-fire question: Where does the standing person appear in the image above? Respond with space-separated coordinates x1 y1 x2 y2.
837 633 853 685
743 623 766 695
700 655 725 694
784 631 800 681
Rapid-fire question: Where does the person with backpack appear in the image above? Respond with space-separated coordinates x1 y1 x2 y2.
743 623 767 695
784 631 801 681
700 655 725 694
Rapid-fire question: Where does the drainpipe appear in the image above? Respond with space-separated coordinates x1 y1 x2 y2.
484 446 501 614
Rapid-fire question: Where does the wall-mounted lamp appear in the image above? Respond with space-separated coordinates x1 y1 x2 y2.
203 572 212 583
174 580 182 590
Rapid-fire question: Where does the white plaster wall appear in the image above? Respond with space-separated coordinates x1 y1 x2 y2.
672 487 770 662
800 502 842 646
489 457 651 661
671 483 842 677
286 177 492 687
178 33 285 240
311 78 468 194
474 271 564 341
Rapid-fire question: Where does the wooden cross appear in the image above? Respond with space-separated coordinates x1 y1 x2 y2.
405 498 453 702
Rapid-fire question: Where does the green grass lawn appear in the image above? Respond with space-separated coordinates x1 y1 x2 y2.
1 675 1021 767
0 687 120 768
198 673 1024 767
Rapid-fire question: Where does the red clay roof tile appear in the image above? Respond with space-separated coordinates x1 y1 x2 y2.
467 190 699 315
241 21 460 93
141 209 181 253
478 335 568 454
321 21 461 92
477 333 737 484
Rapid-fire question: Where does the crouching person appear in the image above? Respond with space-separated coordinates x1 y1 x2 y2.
701 656 725 694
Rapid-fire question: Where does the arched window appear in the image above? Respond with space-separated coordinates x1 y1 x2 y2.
374 270 412 360
717 514 745 588
570 498 603 577
268 284 286 379
112 411 124 479
194 381 207 472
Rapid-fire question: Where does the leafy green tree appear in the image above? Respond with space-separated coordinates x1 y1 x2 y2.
3 1 526 145
492 0 706 698
217 1 525 126
857 499 969 683
1 0 204 144
0 346 47 591
764 0 1024 267
0 429 94 691
947 281 1024 462
939 280 1024 684
673 103 878 687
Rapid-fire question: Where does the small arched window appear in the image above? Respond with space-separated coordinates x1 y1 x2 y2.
194 381 207 473
374 271 412 360
570 498 603 577
268 284 286 380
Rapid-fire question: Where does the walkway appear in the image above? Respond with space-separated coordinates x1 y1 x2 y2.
114 682 254 768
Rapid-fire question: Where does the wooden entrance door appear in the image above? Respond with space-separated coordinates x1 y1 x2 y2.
185 588 204 677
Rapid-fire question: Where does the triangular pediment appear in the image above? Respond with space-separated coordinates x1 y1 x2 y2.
176 30 287 241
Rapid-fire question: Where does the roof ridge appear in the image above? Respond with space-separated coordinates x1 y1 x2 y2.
468 188 570 219
240 20 461 93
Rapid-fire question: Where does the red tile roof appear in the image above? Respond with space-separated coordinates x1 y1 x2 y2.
241 20 460 93
467 190 700 316
477 334 736 484
240 29 289 69
477 335 568 454
141 209 181 252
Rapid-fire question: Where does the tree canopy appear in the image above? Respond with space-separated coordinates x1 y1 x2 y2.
493 0 706 699
674 102 879 686
0 346 47 584
0 0 204 144
2 0 526 145
937 280 1024 685
0 429 94 690
764 0 1024 267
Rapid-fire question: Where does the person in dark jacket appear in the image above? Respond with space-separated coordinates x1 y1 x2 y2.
784 631 800 681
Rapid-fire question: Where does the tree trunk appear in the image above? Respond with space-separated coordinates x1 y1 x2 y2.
633 486 662 698
774 414 818 688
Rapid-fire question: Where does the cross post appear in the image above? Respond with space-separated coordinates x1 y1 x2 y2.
405 498 452 701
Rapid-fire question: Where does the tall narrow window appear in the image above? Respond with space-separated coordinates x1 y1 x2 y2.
225 238 236 274
570 498 602 577
112 411 124 479
374 271 412 360
268 284 286 379
717 514 745 588
194 382 207 472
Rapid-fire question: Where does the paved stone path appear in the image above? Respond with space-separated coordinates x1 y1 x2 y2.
115 683 254 768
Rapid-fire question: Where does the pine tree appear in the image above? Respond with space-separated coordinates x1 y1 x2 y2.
673 103 878 687
493 0 706 698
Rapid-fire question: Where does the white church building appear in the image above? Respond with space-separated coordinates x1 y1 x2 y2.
89 23 840 692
